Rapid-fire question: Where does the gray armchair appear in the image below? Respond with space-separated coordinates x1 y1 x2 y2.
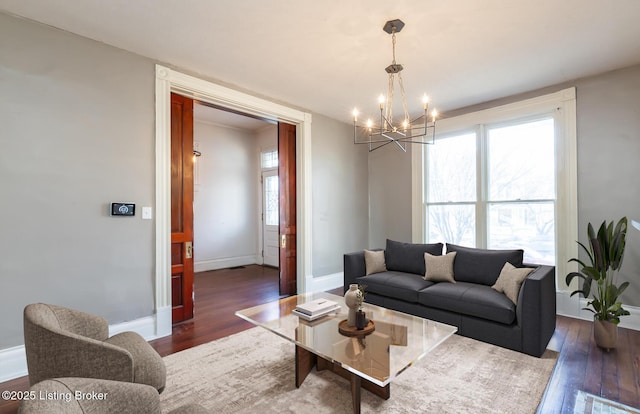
18 378 208 414
23 303 166 392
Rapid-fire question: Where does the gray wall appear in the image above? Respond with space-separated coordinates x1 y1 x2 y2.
368 145 413 248
367 64 640 306
0 13 369 349
0 13 156 349
311 114 369 276
575 65 640 306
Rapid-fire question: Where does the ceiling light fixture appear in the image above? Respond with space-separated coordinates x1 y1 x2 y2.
352 19 437 152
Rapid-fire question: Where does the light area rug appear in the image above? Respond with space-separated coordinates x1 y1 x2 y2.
160 327 558 413
574 391 640 414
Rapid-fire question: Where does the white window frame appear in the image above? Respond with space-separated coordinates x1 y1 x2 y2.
411 87 577 287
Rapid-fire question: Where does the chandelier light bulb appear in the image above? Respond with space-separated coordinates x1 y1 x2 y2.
366 119 373 128
352 108 359 121
378 94 385 109
431 109 438 121
403 119 409 129
422 94 429 109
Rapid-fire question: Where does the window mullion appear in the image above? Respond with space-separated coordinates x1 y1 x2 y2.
477 124 487 249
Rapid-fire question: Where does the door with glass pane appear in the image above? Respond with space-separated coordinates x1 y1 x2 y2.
262 169 279 268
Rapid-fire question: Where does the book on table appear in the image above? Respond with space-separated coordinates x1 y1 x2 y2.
293 298 340 320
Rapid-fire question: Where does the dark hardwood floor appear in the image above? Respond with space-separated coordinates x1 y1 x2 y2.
1 264 638 413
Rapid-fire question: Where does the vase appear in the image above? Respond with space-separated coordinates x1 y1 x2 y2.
344 284 361 327
594 319 618 351
356 309 367 330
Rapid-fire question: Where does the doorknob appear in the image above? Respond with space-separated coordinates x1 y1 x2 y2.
185 241 193 259
280 234 286 248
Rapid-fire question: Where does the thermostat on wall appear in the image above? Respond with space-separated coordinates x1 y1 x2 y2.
111 203 135 216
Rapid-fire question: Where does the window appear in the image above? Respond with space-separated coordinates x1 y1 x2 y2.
261 149 279 226
417 88 577 278
264 174 279 226
426 118 555 264
486 119 555 264
426 132 477 246
261 150 278 169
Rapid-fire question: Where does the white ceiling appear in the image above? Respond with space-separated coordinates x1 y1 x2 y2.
2 0 640 123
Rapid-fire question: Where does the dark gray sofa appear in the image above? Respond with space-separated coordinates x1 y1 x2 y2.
344 240 556 357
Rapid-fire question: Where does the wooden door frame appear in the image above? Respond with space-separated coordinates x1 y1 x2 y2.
154 65 313 337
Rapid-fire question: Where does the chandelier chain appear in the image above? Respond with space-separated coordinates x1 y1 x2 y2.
391 31 397 64
398 72 409 123
387 74 394 126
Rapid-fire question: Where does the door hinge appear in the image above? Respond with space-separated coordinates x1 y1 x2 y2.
261 250 264 257
281 234 286 248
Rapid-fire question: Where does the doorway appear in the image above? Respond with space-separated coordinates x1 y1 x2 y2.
170 98 297 323
155 65 312 335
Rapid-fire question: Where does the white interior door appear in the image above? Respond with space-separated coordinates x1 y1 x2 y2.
262 169 279 268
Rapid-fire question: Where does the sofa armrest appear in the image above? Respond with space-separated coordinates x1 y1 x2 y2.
517 265 556 357
344 251 367 293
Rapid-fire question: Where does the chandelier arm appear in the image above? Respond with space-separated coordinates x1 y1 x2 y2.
367 139 397 152
394 140 408 152
380 132 398 142
354 136 397 144
409 113 429 124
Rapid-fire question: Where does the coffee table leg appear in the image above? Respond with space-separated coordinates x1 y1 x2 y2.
295 345 316 387
296 347 389 413
350 374 362 414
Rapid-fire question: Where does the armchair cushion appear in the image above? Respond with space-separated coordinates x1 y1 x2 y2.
18 378 208 414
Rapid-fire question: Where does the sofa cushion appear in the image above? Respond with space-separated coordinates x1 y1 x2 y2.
446 243 524 286
424 252 456 283
385 239 444 275
418 282 516 324
492 262 534 304
356 271 434 303
364 249 387 275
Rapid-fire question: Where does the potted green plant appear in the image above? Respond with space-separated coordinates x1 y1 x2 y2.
566 217 630 350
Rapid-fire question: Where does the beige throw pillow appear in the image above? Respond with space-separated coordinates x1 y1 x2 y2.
492 262 534 304
364 250 387 275
424 252 457 283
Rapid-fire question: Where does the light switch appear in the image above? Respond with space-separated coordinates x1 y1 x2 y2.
142 206 152 220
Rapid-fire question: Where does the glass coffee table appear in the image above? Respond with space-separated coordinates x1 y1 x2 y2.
235 292 457 413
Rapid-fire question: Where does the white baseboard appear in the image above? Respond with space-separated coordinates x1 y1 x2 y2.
556 290 640 331
0 310 171 383
0 345 27 383
305 272 343 293
194 255 257 272
155 305 172 339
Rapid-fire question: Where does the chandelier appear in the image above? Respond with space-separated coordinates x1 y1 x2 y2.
352 19 437 152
